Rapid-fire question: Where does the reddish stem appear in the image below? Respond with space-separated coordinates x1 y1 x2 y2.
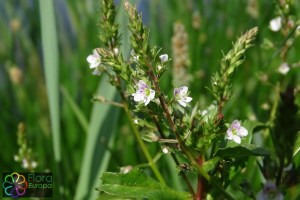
195 156 206 200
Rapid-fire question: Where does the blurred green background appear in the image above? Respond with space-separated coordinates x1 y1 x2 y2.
1 0 300 199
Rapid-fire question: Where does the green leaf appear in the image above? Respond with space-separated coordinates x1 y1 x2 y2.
215 145 269 158
202 157 221 172
293 131 300 157
98 169 192 200
39 1 63 198
285 182 300 200
60 86 89 133
74 76 120 200
242 120 266 144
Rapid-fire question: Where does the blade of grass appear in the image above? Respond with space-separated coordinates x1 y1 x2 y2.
75 0 131 197
60 86 89 133
39 0 64 199
74 76 119 200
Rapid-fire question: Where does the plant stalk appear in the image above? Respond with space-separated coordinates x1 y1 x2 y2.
196 156 206 200
146 64 235 200
117 83 166 185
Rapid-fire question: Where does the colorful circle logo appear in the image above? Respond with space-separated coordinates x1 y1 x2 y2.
2 172 28 198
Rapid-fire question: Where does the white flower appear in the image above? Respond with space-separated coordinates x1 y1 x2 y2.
157 65 162 71
256 181 283 200
174 86 192 107
131 50 139 62
113 47 119 55
87 49 101 69
132 80 155 105
226 120 248 144
87 49 102 75
278 62 290 75
269 17 282 32
31 161 38 169
22 159 29 169
201 110 208 116
161 146 170 154
159 54 168 63
120 165 133 174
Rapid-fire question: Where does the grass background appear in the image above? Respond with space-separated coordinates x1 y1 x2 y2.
1 0 300 199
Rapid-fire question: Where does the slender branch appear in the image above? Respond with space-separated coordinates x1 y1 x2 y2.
147 70 176 132
150 114 195 196
123 103 166 185
93 95 124 107
146 64 234 200
114 77 166 185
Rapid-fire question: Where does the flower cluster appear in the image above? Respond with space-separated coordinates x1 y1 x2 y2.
131 79 192 107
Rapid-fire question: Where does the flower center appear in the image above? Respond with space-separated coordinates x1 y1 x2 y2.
232 128 238 135
144 88 150 96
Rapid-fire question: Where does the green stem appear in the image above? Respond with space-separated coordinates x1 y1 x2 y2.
123 104 166 185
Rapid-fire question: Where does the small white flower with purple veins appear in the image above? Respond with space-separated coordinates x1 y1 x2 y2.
159 54 168 63
87 49 101 75
132 80 155 105
269 16 282 32
174 86 192 107
226 120 248 144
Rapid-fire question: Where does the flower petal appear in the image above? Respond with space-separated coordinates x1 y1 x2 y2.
87 55 95 64
238 126 248 137
174 88 180 96
179 86 188 95
232 135 241 144
137 80 147 90
231 120 241 129
185 96 193 103
278 62 290 75
133 92 145 102
144 96 151 105
149 89 155 100
178 100 187 107
269 16 282 32
159 54 168 63
225 132 233 140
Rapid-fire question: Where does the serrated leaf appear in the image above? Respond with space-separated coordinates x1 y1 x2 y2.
98 169 192 200
215 145 269 158
293 132 300 157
